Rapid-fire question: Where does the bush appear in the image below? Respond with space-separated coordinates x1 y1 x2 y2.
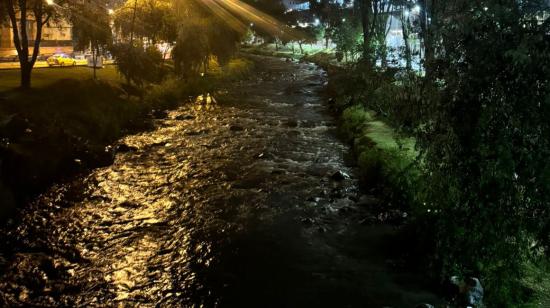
111 43 164 87
415 4 550 306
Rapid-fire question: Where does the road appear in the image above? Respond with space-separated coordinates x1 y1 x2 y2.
0 59 113 70
0 55 442 307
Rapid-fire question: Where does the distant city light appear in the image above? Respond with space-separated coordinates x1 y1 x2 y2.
404 10 410 17
314 18 320 26
46 0 54 5
412 5 421 14
342 18 346 22
108 9 114 15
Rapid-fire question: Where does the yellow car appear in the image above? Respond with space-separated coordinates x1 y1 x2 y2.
47 54 76 67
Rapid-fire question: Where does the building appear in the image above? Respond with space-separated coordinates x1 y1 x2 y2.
283 0 310 12
0 18 73 59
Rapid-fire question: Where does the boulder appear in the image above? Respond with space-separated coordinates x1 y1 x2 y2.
330 170 350 181
448 276 484 307
229 125 245 132
152 109 168 119
115 143 138 153
175 114 195 121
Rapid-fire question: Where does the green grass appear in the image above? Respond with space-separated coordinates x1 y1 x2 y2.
340 104 421 205
521 262 550 308
0 65 123 92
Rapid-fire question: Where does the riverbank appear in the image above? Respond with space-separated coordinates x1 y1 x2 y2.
0 54 444 307
243 47 550 307
244 47 420 214
0 58 253 221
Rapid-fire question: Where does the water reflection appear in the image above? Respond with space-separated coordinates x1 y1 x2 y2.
194 93 217 111
0 57 441 307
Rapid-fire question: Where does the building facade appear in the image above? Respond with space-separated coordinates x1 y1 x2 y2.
0 18 73 59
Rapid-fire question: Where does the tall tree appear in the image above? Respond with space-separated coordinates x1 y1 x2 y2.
71 1 112 79
113 0 175 44
417 1 550 304
356 0 373 58
172 0 246 78
3 0 65 88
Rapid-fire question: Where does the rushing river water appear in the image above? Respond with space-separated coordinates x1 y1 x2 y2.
0 56 441 307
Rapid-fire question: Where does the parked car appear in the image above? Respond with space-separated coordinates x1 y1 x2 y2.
47 54 76 67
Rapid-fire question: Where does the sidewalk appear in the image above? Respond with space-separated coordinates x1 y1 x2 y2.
0 59 114 70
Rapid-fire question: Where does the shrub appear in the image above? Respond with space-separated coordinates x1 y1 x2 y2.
111 43 163 87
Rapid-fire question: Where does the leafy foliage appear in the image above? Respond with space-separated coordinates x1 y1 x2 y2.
111 43 163 87
414 3 550 305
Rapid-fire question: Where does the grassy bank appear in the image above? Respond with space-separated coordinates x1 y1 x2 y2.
0 58 254 220
244 43 550 307
244 44 420 206
242 43 331 61
0 65 122 92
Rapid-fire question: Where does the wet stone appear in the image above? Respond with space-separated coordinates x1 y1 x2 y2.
152 110 169 119
331 170 350 181
115 143 138 153
175 114 195 121
229 125 245 132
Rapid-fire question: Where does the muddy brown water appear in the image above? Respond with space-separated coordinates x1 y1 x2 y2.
0 56 442 307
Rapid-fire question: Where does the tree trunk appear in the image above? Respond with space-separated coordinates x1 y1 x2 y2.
20 64 32 88
7 0 46 89
359 0 373 56
92 46 97 79
130 0 138 44
401 14 412 70
298 42 303 54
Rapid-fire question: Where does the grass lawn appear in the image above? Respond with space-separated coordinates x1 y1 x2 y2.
0 65 122 92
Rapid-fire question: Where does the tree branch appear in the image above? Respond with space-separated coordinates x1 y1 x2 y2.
6 0 23 57
30 3 44 66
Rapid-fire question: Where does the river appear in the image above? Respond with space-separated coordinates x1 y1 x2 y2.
0 55 441 307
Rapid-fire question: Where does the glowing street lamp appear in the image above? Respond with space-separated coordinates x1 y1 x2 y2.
46 0 55 5
412 5 421 14
108 9 115 15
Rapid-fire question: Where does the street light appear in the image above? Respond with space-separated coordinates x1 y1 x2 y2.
46 0 54 5
108 9 115 15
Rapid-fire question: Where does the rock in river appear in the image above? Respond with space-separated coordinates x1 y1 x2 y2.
330 170 350 181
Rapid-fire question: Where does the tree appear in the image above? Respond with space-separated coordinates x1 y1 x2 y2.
113 0 175 45
111 42 162 87
241 0 290 47
3 0 66 88
417 1 550 304
332 18 362 62
71 1 112 79
296 25 322 54
356 0 373 58
370 0 393 68
171 0 245 78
